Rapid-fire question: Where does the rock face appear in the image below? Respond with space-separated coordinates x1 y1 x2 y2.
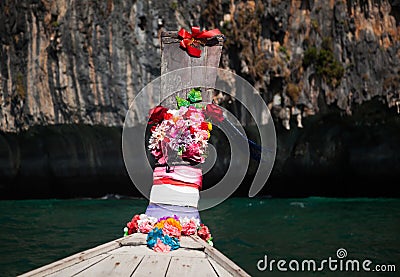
1 0 178 131
205 0 400 130
0 0 399 198
0 0 399 132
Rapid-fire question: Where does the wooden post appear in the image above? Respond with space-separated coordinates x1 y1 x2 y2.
160 31 225 108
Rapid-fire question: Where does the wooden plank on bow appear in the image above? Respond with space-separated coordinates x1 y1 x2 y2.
160 30 224 109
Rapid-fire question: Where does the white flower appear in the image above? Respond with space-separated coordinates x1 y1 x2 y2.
167 109 179 117
137 214 158 226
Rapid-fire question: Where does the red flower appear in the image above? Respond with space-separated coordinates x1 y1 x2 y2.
148 106 168 124
200 122 209 131
197 224 212 241
126 214 140 234
205 104 224 122
164 112 173 120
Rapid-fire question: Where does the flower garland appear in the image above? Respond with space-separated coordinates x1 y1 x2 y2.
122 89 223 252
147 88 224 164
123 214 213 252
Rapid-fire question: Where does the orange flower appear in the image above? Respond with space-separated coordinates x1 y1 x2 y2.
166 218 182 232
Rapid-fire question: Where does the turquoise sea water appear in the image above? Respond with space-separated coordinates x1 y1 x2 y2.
0 197 399 276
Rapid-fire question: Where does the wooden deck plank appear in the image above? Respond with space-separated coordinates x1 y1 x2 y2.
44 254 109 277
208 257 233 277
166 257 216 277
110 245 206 258
19 236 133 277
160 31 223 108
180 235 206 250
20 233 250 277
119 233 147 246
73 254 143 277
131 255 171 277
191 236 250 277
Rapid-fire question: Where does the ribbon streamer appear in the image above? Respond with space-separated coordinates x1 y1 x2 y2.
178 27 222 57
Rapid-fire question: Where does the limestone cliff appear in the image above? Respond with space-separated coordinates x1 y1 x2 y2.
0 0 399 132
1 0 400 199
203 0 400 130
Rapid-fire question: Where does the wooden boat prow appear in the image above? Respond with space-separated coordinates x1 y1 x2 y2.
20 233 250 276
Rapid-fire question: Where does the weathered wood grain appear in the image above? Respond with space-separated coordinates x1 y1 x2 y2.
208 257 233 277
74 254 143 277
166 256 216 277
131 255 171 277
18 236 132 277
20 233 250 277
191 235 251 277
45 254 110 277
160 31 224 109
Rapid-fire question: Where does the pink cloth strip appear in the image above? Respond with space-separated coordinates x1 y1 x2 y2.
153 166 202 189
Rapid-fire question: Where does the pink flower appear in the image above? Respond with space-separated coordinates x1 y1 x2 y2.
205 104 224 122
182 143 203 163
153 239 171 253
198 130 209 140
185 106 205 123
197 224 212 241
162 222 181 238
138 222 154 234
184 106 199 118
151 148 162 159
181 220 197 235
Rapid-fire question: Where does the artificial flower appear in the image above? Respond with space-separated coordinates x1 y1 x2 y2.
165 217 182 232
148 89 217 164
162 235 180 250
181 220 197 235
147 227 163 248
187 88 202 103
139 221 154 234
158 215 180 222
164 112 173 121
148 106 168 124
162 222 181 238
200 121 210 131
154 220 166 230
205 104 224 122
189 110 205 123
197 224 212 241
153 239 171 253
182 143 203 163
176 96 190 108
127 215 213 252
126 214 140 234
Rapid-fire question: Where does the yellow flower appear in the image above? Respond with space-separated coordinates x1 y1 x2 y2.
154 220 165 229
207 122 212 131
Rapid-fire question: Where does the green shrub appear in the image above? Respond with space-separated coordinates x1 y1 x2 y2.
302 42 344 87
303 46 318 68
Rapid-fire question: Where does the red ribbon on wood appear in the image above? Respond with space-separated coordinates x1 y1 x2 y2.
178 27 222 58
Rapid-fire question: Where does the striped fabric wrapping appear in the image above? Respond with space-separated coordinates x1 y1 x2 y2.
149 166 202 208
